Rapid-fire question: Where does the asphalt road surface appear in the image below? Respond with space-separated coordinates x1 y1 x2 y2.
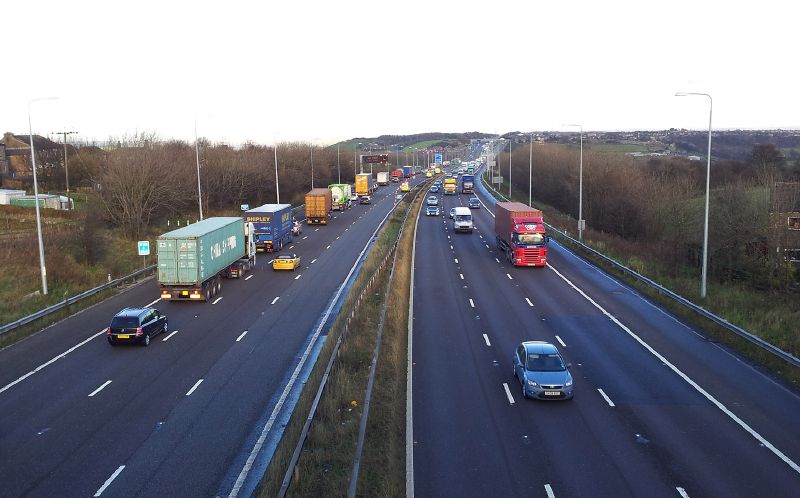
0 174 422 498
411 166 800 497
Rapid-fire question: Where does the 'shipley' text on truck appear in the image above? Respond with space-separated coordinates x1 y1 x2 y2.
494 202 548 267
244 203 293 252
305 188 333 224
157 217 256 301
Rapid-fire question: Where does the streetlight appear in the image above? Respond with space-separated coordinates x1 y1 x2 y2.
563 124 584 241
28 96 59 296
675 91 713 299
310 142 314 189
337 143 341 184
274 139 280 203
193 117 209 220
528 132 534 207
354 142 362 177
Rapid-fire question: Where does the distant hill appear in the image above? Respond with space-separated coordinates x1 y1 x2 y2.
336 131 495 151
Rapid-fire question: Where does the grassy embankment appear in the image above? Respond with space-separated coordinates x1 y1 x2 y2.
258 183 424 497
0 205 151 349
482 170 800 384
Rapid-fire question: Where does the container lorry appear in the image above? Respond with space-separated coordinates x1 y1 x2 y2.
460 174 474 194
157 217 256 301
391 170 402 182
494 202 548 267
329 183 352 210
443 178 457 195
244 203 293 252
402 166 413 178
355 173 373 197
377 171 389 186
305 188 333 224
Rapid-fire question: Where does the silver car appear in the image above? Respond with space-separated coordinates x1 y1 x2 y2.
513 341 574 400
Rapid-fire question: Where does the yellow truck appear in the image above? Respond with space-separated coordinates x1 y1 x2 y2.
443 178 457 195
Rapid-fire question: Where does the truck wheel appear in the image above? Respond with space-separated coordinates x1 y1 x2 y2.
217 281 222 294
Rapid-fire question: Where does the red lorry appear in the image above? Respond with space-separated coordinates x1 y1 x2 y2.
494 202 548 267
391 169 403 182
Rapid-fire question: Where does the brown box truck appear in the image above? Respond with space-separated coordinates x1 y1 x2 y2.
494 202 548 267
305 188 333 225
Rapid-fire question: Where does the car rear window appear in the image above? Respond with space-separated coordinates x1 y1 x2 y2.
110 316 139 328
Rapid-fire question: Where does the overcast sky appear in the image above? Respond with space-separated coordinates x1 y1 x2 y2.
6 0 799 146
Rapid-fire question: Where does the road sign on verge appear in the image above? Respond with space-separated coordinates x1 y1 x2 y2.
435 153 443 163
138 241 150 256
492 176 503 184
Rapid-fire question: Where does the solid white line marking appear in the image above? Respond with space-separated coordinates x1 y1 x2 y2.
495 258 500 263
598 388 616 407
236 331 248 342
454 258 459 264
302 236 308 240
545 483 556 498
502 383 515 404
94 465 125 496
311 258 317 264
1 329 106 395
525 298 534 307
271 297 280 305
186 379 204 396
88 380 112 397
143 298 161 308
245 275 254 281
294 274 301 280
469 298 475 308
676 487 690 498
555 335 566 347
459 274 464 280
547 262 800 475
162 330 179 342
483 334 491 346
506 273 513 280
326 245 331 249
212 297 223 305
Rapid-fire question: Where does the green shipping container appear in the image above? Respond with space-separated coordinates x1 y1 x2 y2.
157 217 245 285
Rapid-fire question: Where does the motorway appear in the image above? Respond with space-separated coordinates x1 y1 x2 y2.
411 162 800 497
0 173 421 498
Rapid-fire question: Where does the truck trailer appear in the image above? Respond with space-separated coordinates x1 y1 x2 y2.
391 170 402 182
305 188 333 224
443 178 457 195
494 202 548 267
402 166 413 178
355 173 373 197
329 183 352 210
244 203 293 252
460 174 474 194
376 171 389 186
157 217 256 301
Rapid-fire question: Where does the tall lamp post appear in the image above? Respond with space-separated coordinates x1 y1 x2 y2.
563 124 584 241
675 91 713 299
194 118 205 220
508 138 513 198
28 97 59 296
528 132 534 207
337 143 341 184
274 138 281 204
310 143 315 189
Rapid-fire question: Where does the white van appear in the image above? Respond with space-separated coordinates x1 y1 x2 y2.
453 206 473 232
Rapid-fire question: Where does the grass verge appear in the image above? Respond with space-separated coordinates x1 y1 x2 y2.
257 183 426 497
480 171 800 385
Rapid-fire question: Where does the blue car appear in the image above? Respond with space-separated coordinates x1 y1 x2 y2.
513 341 574 400
468 198 481 209
430 185 439 193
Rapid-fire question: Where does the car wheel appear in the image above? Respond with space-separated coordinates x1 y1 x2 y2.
163 321 169 334
143 333 150 347
108 338 116 346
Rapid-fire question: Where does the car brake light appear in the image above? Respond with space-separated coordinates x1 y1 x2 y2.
106 327 111 335
135 328 143 336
